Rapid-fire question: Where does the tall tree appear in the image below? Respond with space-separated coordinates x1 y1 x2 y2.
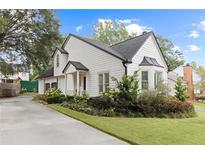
93 20 184 71
191 61 205 93
156 35 184 71
0 10 63 76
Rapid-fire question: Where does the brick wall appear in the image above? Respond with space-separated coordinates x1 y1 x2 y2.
183 65 194 100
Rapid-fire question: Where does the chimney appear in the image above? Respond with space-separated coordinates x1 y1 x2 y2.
183 64 194 101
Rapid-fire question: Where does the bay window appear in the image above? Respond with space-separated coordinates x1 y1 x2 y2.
141 71 148 90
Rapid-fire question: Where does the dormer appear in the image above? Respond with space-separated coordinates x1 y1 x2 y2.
52 47 69 76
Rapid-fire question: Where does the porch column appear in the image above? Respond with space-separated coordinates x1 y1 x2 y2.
76 71 80 95
65 74 67 95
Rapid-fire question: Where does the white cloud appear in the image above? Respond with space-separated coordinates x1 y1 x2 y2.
187 44 200 52
188 30 199 38
125 24 152 35
117 18 138 24
196 20 205 31
76 25 83 32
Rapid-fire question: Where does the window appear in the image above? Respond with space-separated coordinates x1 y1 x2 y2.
104 73 109 91
98 74 103 93
51 82 57 89
98 72 109 93
83 77 86 90
45 83 50 91
56 54 59 67
154 71 162 89
141 71 148 90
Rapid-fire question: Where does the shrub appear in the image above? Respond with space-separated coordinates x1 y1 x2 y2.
111 70 139 102
41 88 65 104
175 77 188 101
20 88 27 94
88 96 113 110
101 87 119 101
74 91 89 104
135 91 195 118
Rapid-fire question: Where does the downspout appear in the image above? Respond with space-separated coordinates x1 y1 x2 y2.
122 61 128 76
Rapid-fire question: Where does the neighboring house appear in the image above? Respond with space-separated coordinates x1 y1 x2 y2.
38 31 168 97
0 64 29 83
168 64 201 99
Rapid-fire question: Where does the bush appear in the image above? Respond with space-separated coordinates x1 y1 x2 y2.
46 95 65 104
88 96 113 110
135 91 195 118
101 87 119 101
20 88 27 94
175 77 188 101
111 70 139 102
74 91 89 104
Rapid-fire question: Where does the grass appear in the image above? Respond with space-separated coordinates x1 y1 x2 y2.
48 103 205 145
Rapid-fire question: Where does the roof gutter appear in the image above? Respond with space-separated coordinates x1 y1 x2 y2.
122 60 132 76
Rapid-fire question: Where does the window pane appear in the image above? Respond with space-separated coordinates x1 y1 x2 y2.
142 71 148 90
104 73 109 84
98 74 103 93
51 82 57 89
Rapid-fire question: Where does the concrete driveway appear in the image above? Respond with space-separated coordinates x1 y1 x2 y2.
0 95 127 145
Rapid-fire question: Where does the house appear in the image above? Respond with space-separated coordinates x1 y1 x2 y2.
168 64 201 100
38 31 169 97
0 64 29 83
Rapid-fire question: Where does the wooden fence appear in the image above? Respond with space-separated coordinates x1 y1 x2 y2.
0 83 20 97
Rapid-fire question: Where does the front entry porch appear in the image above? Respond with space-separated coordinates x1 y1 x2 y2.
63 61 89 96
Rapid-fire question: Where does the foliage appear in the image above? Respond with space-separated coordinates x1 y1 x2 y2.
19 88 27 94
43 88 65 104
101 87 119 101
136 92 195 118
195 94 205 102
88 96 113 110
156 35 184 71
73 91 89 104
175 77 188 101
155 80 171 96
191 61 205 94
111 71 139 102
93 20 132 45
0 10 63 75
0 60 15 78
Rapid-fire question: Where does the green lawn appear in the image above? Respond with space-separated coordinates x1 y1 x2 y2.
48 103 205 145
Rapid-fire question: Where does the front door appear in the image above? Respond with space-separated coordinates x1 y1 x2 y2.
83 76 86 90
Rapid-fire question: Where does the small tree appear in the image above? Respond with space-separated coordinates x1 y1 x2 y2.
175 77 187 101
112 71 139 102
0 61 15 82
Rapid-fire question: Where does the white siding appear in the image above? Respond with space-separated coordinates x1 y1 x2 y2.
127 35 168 90
58 76 65 94
64 36 125 96
54 49 68 76
38 79 44 94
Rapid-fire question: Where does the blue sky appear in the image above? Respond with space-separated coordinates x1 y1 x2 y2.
56 10 205 66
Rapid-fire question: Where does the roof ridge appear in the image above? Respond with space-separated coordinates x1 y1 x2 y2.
110 31 153 47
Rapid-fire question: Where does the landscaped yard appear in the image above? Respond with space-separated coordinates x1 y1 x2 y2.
48 103 205 145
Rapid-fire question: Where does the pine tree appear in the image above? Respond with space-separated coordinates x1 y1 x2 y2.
175 77 188 101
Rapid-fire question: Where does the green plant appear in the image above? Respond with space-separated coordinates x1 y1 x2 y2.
136 91 195 118
111 70 139 102
74 91 89 104
88 96 113 110
20 88 27 94
44 88 62 97
101 87 119 101
175 77 188 101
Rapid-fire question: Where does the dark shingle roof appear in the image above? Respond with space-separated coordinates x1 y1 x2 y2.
63 61 88 73
37 67 54 79
51 47 68 57
139 56 164 68
110 32 152 60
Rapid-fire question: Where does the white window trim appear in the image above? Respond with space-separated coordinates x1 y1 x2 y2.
98 71 110 93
